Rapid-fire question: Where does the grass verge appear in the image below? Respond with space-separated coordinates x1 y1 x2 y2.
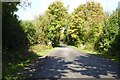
36 48 53 56
69 45 120 63
3 45 53 79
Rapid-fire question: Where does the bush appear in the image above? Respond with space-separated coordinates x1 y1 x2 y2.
20 20 37 45
95 9 118 54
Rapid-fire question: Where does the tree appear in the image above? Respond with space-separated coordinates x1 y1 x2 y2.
20 20 37 45
2 2 28 51
33 14 51 45
95 9 119 54
66 1 105 48
45 1 68 47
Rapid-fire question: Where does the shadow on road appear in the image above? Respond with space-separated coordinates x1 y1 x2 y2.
72 55 119 78
19 53 119 79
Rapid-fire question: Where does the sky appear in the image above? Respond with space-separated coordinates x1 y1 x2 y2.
15 0 120 20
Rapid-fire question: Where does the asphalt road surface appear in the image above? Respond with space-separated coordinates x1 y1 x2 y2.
19 46 119 79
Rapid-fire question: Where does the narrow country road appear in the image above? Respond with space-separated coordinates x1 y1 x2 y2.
18 46 119 79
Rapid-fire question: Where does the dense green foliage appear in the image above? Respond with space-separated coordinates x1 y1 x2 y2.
45 1 68 47
2 2 51 79
65 2 105 49
20 20 37 45
2 2 27 79
30 1 69 47
33 1 119 57
95 10 119 53
32 14 50 45
2 2 28 51
2 1 120 79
